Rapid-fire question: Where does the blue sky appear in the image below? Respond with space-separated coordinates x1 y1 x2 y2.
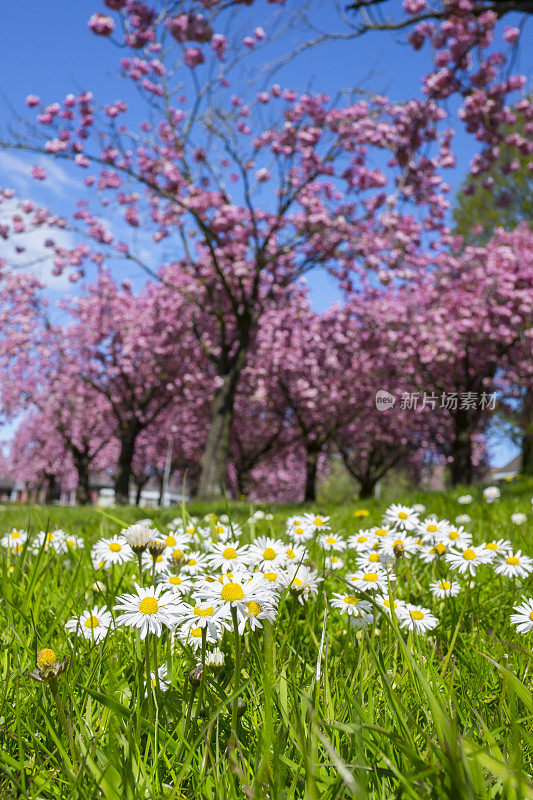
0 0 531 466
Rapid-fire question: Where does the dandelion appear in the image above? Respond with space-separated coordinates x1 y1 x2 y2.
399 604 439 634
248 536 288 570
353 509 370 518
494 550 533 579
510 598 533 633
511 513 527 526
445 546 492 576
114 583 184 639
429 579 461 599
65 605 113 642
283 564 322 603
91 536 133 568
483 486 500 503
383 504 419 531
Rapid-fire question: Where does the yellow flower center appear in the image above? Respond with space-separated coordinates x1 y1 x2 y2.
439 581 451 591
462 548 476 560
215 525 224 534
427 524 437 533
188 558 197 566
169 576 182 585
295 527 304 536
154 555 163 563
383 599 396 609
46 533 54 541
343 596 359 605
314 517 324 525
330 556 338 563
364 572 378 582
375 529 387 537
264 572 277 582
172 549 184 559
194 605 214 617
37 649 56 667
293 577 303 587
85 615 99 628
369 553 380 563
16 544 23 552
286 549 295 559
263 547 276 560
139 597 158 615
222 547 238 559
247 601 261 615
12 531 20 539
448 531 459 540
326 537 336 544
485 542 497 550
434 543 446 555
165 535 176 547
221 582 244 602
186 527 196 535
151 677 157 688
393 539 404 548
529 611 533 622
67 539 75 547
398 512 408 520
109 542 122 552
410 610 424 620
190 627 202 637
357 536 367 543
506 556 520 565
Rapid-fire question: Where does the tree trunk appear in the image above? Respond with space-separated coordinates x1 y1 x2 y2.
521 388 533 475
197 355 246 500
358 476 377 499
44 473 57 505
114 427 139 505
74 452 91 505
450 413 474 486
304 447 320 503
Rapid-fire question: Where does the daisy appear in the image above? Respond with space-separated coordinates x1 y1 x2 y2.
114 583 184 639
445 546 492 576
1 529 28 550
157 572 193 595
205 647 225 668
417 517 450 542
162 531 190 552
176 621 220 650
399 604 439 634
380 534 418 559
65 605 113 642
122 522 155 551
256 568 285 588
282 564 322 604
325 555 344 571
457 495 473 505
419 543 449 563
287 517 314 543
212 521 242 542
347 530 374 551
429 579 461 599
442 525 472 549
64 535 84 550
511 513 527 526
31 529 67 554
494 550 533 579
481 538 512 560
284 544 308 565
455 514 471 525
412 504 426 514
142 550 170 574
181 551 209 575
483 486 500 503
91 536 133 568
248 536 288 570
375 595 407 617
510 598 533 633
197 571 274 616
146 665 170 694
303 513 331 532
330 593 372 618
235 598 277 634
319 532 346 552
355 551 384 571
347 569 395 593
383 504 419 531
208 541 250 572
177 601 229 639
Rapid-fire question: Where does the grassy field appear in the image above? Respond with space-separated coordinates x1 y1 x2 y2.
0 480 532 800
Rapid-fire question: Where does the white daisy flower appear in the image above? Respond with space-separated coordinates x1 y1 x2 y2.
181 551 209 575
399 604 439 634
375 595 407 617
455 514 471 525
235 598 278 634
319 532 346 552
208 542 250 572
283 564 322 604
31 529 67 554
412 504 426 514
429 579 461 599
418 542 449 563
142 551 170 574
380 534 418 559
442 525 472 549
161 531 190 552
157 572 193 594
330 593 372 618
303 513 331 532
1 529 27 551
382 504 419 531
283 544 308 564
197 571 275 616
347 569 395 593
355 551 383 571
494 550 533 579
146 665 170 695
205 647 225 668
65 605 113 642
286 516 314 542
176 601 229 639
325 555 344 570
91 536 133 568
255 567 285 588
510 598 533 633
122 522 155 550
64 535 85 550
114 583 184 639
481 539 512 560
483 486 500 503
248 536 288 570
176 620 220 650
212 521 242 542
511 513 527 526
457 495 472 505
445 546 492 575
417 517 450 543
347 530 375 551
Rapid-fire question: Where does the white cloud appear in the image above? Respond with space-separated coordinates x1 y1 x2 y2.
0 150 80 199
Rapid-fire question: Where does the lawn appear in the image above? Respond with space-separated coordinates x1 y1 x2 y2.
0 480 532 800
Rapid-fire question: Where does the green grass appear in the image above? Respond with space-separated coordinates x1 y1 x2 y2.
0 480 532 799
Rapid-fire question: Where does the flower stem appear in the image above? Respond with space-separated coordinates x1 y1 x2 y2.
144 635 154 719
231 607 241 736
